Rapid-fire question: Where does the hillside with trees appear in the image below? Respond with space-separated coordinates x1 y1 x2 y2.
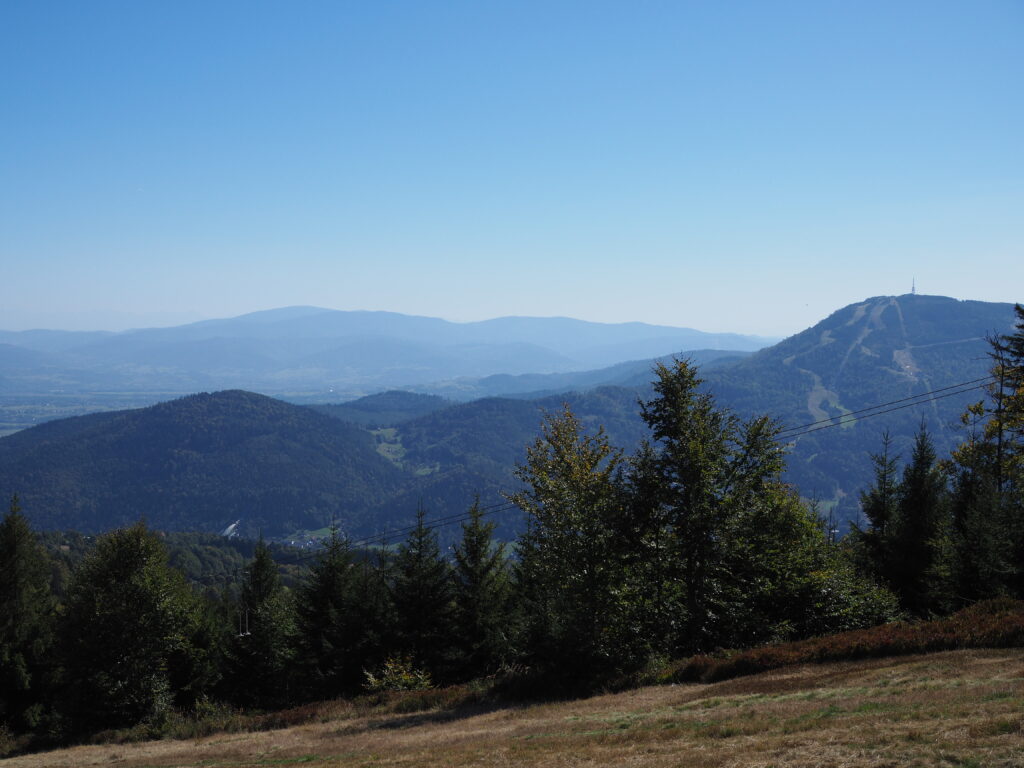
1 302 1022 755
0 391 405 536
702 294 1016 523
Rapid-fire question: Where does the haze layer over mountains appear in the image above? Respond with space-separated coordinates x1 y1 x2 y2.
0 307 776 400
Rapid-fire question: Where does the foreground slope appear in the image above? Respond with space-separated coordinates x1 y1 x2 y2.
6 649 1023 767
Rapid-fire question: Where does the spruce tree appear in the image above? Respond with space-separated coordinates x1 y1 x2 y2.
344 556 395 689
295 528 359 697
637 358 792 653
890 426 948 616
850 433 900 586
0 496 55 732
988 304 1024 489
225 537 295 708
390 505 455 680
242 534 280 607
618 441 674 648
992 305 1024 594
946 401 1008 602
942 304 1024 603
452 498 510 679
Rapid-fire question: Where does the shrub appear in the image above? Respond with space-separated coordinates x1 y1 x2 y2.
666 599 1024 685
363 657 433 693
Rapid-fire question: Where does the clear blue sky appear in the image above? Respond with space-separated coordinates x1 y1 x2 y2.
2 1 1021 336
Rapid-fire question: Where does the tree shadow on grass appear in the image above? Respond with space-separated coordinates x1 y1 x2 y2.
366 699 528 731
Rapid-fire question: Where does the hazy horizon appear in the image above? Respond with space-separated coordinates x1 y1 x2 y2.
0 302 787 336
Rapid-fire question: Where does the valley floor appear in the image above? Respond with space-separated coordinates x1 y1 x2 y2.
8 649 1024 768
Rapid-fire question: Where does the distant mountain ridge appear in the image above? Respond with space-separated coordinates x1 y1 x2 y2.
0 307 776 401
405 349 752 400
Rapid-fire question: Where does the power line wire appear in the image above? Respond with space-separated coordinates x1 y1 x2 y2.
349 499 518 549
775 376 993 437
282 375 996 563
778 379 992 440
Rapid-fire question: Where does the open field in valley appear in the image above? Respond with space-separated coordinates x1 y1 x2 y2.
6 649 1024 768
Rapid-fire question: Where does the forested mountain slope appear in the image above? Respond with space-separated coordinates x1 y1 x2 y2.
703 294 1016 521
0 391 404 536
2 295 1016 539
407 348 750 400
354 294 1017 532
310 391 451 426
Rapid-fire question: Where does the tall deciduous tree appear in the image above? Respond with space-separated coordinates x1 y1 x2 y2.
0 496 55 732
510 406 639 683
58 522 204 733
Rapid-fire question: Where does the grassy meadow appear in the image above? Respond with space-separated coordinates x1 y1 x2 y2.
5 648 1022 768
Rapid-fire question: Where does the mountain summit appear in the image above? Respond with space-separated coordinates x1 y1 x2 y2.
704 294 1017 519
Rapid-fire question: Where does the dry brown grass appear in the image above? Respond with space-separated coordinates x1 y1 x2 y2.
7 649 1024 768
669 598 1024 685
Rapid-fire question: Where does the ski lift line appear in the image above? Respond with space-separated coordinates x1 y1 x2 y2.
347 502 519 550
774 376 995 437
382 497 516 534
352 377 994 543
230 371 970 568
350 497 519 546
349 502 521 549
237 608 250 638
780 381 992 439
